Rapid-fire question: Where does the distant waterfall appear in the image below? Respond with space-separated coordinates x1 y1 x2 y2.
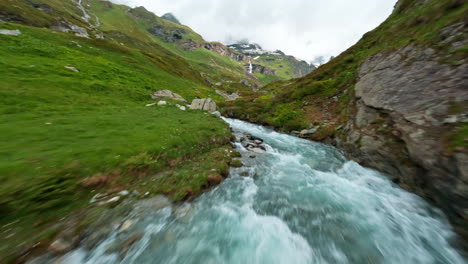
249 57 253 74
77 0 91 23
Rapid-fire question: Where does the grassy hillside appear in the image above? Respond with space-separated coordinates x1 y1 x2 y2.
0 0 251 261
221 0 467 136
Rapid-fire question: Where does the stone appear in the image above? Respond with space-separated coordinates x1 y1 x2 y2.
64 66 79 72
355 100 379 128
300 127 318 136
146 103 156 107
216 90 240 101
118 220 134 233
135 196 171 210
48 239 72 255
0 29 21 36
157 101 167 106
207 174 223 185
176 104 186 111
151 90 187 102
119 233 143 259
240 79 251 87
189 98 217 112
211 111 221 117
230 160 243 168
118 190 130 196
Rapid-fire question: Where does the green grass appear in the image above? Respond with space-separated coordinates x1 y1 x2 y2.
449 123 468 150
0 20 236 261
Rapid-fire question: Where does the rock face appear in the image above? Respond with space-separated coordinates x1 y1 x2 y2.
161 13 181 25
50 23 89 38
247 64 276 75
216 90 240 101
336 38 468 236
190 98 217 112
180 40 248 62
151 90 186 102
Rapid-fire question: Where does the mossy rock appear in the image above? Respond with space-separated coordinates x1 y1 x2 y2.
230 159 243 168
230 151 242 158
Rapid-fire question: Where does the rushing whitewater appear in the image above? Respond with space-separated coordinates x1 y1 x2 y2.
63 118 464 264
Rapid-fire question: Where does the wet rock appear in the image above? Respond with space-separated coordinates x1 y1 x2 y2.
119 233 143 259
151 90 186 102
230 160 243 168
240 171 250 177
230 151 242 158
299 127 318 137
48 239 72 255
173 204 193 223
207 174 223 185
135 196 171 210
211 111 221 117
118 220 134 233
239 133 267 153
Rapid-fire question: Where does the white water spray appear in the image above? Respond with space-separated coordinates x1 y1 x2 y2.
55 119 465 264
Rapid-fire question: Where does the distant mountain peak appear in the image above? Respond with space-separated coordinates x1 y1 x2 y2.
162 13 181 25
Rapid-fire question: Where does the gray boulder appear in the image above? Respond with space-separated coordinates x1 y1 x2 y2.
151 90 187 102
299 127 318 137
0 29 21 36
190 98 217 112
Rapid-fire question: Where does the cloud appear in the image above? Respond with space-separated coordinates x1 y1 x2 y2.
111 0 397 62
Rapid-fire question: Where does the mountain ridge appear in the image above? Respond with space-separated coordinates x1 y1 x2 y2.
221 0 468 239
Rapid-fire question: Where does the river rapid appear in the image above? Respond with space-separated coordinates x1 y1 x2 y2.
60 118 466 264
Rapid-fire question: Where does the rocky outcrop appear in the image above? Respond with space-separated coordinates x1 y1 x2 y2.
180 40 248 62
50 22 89 38
247 64 276 75
151 90 186 102
150 25 185 43
239 133 267 153
161 13 181 25
190 98 217 112
216 90 240 101
335 38 468 236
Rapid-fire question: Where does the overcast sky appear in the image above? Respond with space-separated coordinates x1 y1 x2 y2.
111 0 397 63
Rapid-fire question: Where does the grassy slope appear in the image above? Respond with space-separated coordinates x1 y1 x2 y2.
0 0 245 261
253 54 311 83
221 0 468 143
92 0 255 96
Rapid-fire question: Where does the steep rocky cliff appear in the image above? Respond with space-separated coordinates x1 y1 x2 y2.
221 0 468 237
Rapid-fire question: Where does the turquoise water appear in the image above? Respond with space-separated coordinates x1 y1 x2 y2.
64 118 465 264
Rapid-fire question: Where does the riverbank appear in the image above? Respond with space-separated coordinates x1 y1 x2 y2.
0 106 237 263
27 118 466 264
